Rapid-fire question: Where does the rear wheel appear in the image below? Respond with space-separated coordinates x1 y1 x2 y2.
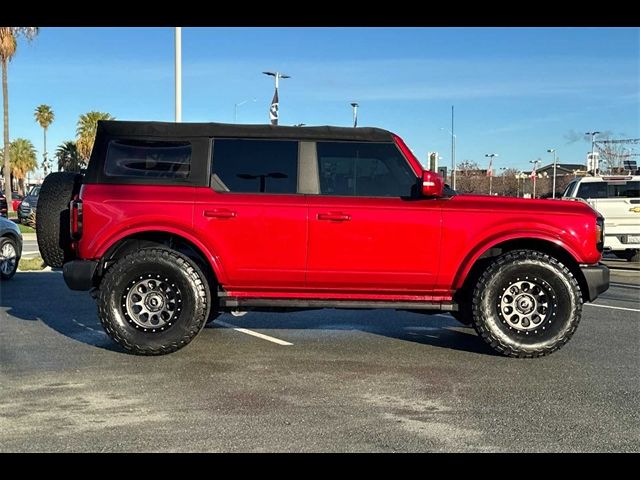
98 247 211 355
471 250 582 358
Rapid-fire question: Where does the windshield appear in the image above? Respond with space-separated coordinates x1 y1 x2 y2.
28 186 41 197
562 180 578 197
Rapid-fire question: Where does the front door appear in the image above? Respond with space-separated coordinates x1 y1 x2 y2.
306 141 442 292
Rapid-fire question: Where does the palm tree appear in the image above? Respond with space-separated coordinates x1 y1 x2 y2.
9 138 37 195
1 27 38 212
76 111 114 161
55 141 84 172
34 104 54 174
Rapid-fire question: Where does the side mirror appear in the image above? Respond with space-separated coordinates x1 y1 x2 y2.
421 170 444 197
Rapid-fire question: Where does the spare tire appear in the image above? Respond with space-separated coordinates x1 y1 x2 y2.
36 172 83 268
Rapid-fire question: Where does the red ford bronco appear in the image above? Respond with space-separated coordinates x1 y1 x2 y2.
37 121 609 357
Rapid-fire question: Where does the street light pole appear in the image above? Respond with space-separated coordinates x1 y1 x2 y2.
547 148 557 198
485 153 498 195
263 71 291 125
175 27 182 123
350 102 359 128
451 105 456 190
585 131 600 175
234 98 256 123
530 159 541 198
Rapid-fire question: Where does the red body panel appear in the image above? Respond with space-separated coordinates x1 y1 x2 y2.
77 135 602 303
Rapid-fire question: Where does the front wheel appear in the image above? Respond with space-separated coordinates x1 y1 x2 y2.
472 250 582 358
98 248 211 355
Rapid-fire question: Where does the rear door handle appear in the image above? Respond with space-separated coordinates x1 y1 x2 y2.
317 212 351 222
204 209 236 219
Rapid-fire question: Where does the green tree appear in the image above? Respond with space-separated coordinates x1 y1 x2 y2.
9 138 37 195
34 104 54 174
56 141 84 172
77 111 114 161
1 27 38 211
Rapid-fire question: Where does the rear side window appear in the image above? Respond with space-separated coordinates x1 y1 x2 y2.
104 139 191 179
212 139 298 194
316 142 416 197
577 181 640 199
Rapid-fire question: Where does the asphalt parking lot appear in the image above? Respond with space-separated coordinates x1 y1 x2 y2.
0 267 638 452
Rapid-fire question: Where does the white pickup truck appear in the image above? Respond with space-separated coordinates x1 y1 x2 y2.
562 175 640 261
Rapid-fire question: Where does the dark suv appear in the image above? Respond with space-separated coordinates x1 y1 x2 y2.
36 120 609 357
18 185 40 224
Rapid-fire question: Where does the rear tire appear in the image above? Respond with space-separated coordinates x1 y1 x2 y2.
98 247 211 355
36 172 83 268
471 250 582 358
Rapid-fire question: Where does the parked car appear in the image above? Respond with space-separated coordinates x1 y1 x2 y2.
562 175 640 261
0 215 22 279
0 192 7 218
11 192 23 213
36 120 608 357
18 185 40 224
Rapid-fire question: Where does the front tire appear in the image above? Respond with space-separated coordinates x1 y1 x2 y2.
471 250 582 358
98 248 211 355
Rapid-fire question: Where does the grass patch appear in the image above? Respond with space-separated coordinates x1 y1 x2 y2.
18 256 46 271
17 223 35 234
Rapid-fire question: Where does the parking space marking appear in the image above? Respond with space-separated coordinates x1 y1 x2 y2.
610 282 640 290
214 320 293 346
586 304 640 313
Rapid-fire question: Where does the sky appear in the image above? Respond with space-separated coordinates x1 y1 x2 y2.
7 27 640 180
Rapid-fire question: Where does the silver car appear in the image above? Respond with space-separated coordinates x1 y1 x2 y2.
0 216 22 279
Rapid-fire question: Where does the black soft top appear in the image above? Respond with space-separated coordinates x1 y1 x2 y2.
96 120 395 142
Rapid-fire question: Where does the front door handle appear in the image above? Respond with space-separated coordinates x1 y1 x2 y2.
204 209 236 219
317 212 351 222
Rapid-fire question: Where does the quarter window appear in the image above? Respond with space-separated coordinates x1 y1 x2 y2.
212 139 298 194
104 139 191 178
316 142 416 197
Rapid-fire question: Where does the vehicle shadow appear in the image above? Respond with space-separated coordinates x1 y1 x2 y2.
0 271 125 353
1 271 495 356
208 309 497 356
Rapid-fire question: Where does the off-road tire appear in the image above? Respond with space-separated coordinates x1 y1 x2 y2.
471 250 582 358
98 247 211 355
36 172 83 268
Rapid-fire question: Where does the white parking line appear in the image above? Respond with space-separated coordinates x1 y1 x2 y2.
214 319 293 346
586 304 640 313
610 282 640 290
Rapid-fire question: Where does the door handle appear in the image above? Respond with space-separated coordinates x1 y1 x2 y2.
317 212 351 222
204 209 236 219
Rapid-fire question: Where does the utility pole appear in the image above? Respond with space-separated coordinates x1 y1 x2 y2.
175 27 182 122
451 105 456 190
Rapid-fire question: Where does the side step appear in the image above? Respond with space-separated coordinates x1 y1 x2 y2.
219 297 458 312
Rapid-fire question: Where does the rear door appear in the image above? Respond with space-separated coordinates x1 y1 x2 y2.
306 141 442 292
194 138 308 289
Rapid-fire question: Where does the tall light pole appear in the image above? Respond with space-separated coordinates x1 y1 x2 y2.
263 71 290 125
530 159 541 198
440 127 457 189
585 131 600 175
485 153 498 195
234 98 256 123
175 27 182 123
547 148 558 198
350 102 359 128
